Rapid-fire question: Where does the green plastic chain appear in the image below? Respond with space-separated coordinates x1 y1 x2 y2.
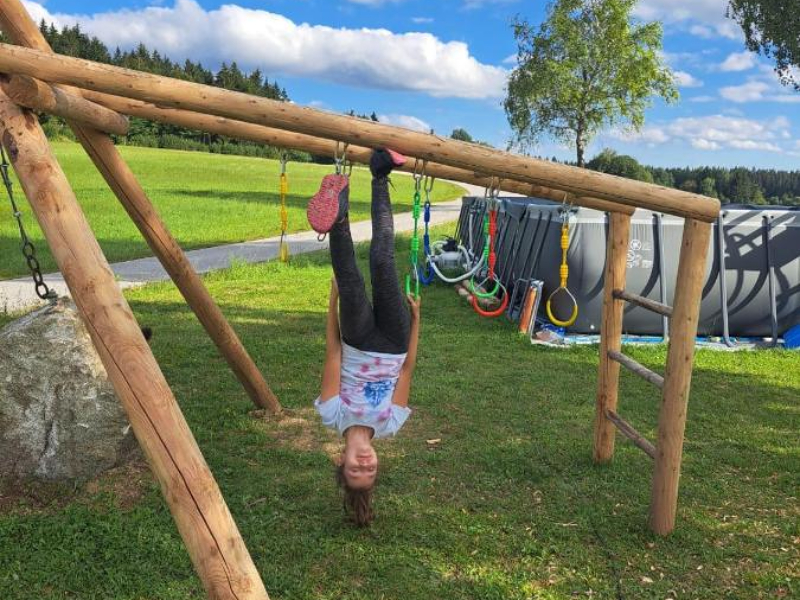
405 176 423 299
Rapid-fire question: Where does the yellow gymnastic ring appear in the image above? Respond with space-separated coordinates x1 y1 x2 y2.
546 287 579 327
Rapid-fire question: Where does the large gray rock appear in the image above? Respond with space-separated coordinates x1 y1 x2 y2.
0 299 138 482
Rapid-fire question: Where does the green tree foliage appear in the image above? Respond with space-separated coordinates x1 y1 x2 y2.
585 149 800 205
728 0 800 90
586 148 653 182
504 0 677 167
450 128 474 143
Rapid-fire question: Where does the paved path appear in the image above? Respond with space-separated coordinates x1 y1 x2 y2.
1 182 489 313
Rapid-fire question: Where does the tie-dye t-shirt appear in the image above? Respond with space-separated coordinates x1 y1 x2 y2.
314 343 410 438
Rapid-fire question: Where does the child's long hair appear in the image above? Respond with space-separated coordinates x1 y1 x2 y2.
335 463 375 527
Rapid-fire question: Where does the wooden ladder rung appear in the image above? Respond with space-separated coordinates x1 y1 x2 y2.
613 289 673 317
608 350 665 389
605 410 656 459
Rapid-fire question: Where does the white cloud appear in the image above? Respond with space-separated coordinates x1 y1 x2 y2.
720 51 757 72
690 95 717 103
673 70 703 88
720 77 800 104
502 53 517 65
727 140 782 152
24 0 508 100
634 0 740 40
692 138 721 150
616 114 791 154
377 114 432 132
411 17 434 24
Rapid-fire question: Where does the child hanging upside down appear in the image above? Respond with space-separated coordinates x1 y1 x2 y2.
307 148 421 527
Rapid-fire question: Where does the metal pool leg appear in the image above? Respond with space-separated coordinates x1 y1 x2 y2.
763 215 779 348
655 213 669 341
717 213 736 348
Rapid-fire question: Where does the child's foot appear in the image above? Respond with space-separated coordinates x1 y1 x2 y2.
307 173 350 235
370 148 406 179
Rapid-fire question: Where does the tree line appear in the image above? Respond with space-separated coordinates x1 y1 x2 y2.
587 149 799 206
0 22 312 161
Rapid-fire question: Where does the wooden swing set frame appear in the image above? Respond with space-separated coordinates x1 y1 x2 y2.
0 1 720 597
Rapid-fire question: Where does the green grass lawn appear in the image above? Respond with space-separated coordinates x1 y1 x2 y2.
0 142 466 279
0 226 797 599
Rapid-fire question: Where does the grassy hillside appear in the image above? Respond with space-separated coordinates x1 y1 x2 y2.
0 142 466 279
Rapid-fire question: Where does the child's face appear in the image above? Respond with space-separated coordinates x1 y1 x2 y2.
342 443 378 490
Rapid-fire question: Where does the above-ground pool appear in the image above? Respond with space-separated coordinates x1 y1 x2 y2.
456 198 799 338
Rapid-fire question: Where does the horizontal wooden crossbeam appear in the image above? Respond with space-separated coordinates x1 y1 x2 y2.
0 42 721 221
0 73 129 135
605 410 656 459
80 89 633 215
608 350 665 389
613 288 673 318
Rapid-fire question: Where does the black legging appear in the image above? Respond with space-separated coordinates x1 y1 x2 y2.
331 175 410 354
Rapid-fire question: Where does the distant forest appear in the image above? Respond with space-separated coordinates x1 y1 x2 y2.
4 23 798 204
585 149 799 206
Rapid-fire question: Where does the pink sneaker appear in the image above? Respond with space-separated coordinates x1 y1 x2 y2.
307 173 349 235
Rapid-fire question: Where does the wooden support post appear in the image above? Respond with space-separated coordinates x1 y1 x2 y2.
0 41 722 221
81 90 633 216
649 219 712 535
593 212 631 463
0 0 281 414
0 90 269 600
608 350 665 389
0 74 129 135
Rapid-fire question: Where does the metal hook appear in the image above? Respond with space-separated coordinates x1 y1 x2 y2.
491 177 502 199
424 174 435 197
333 141 345 175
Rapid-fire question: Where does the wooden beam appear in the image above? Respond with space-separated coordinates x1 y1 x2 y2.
605 410 656 459
613 288 673 318
0 42 721 221
0 89 269 600
593 213 631 463
608 350 665 389
649 219 712 536
0 73 129 135
81 90 634 216
0 0 281 415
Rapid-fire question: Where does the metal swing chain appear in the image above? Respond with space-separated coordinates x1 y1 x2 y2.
1 146 57 302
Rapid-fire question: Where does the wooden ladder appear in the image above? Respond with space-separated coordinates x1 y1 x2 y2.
593 213 712 535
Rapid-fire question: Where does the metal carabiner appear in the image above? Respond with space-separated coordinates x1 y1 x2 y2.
333 141 347 175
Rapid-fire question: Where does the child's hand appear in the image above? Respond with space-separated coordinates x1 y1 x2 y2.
406 293 421 320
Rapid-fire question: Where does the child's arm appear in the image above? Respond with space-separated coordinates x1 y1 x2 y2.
391 294 421 408
320 278 342 401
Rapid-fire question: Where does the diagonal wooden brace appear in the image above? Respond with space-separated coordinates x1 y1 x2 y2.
0 1 281 415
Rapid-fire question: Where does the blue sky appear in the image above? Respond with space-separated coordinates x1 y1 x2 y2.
23 0 800 169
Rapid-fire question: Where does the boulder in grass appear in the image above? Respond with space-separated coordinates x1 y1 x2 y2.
0 298 139 482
